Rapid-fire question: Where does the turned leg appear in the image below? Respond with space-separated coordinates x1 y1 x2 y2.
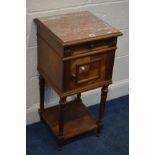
76 93 82 103
97 86 108 136
58 97 67 150
39 74 45 121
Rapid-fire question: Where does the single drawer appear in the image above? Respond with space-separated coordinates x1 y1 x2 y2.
64 37 117 57
63 49 116 91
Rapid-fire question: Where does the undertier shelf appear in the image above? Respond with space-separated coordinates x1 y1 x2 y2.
41 100 98 139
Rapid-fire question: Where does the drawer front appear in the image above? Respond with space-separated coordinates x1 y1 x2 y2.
63 50 116 91
64 37 117 57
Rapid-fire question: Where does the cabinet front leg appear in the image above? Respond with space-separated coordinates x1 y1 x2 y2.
97 86 108 136
39 74 45 121
76 93 82 103
58 97 67 150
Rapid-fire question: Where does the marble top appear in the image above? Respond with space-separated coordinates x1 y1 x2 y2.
36 11 121 44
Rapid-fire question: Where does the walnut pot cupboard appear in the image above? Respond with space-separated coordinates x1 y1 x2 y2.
34 11 122 149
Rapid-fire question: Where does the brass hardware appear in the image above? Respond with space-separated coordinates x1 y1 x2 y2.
80 66 85 71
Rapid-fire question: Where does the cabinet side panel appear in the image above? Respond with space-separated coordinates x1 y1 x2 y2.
37 24 64 57
37 35 63 92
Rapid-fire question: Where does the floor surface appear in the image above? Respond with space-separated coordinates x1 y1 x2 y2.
26 95 129 155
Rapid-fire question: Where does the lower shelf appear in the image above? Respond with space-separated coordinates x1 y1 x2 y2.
40 99 98 139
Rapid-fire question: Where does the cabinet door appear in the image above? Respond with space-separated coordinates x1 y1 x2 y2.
63 50 116 91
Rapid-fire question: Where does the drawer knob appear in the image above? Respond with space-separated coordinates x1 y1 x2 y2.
66 49 71 53
88 44 95 49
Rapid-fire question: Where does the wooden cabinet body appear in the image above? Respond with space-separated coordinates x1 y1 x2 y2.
35 11 122 149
